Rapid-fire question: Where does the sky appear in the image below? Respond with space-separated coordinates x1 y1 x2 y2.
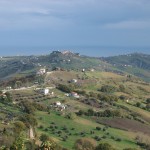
0 0 150 56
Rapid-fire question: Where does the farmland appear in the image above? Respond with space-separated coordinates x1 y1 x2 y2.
0 52 150 150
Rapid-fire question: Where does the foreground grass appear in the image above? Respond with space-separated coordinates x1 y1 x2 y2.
35 111 140 150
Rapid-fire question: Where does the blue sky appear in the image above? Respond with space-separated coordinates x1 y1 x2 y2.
0 0 150 56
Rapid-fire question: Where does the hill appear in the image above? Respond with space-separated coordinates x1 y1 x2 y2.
0 50 109 80
0 69 150 149
0 51 150 83
102 53 150 82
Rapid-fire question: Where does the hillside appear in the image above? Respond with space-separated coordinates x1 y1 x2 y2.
0 69 150 150
102 53 150 82
0 51 109 80
0 51 150 82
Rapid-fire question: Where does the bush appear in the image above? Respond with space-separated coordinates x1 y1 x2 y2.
95 143 116 150
76 110 84 116
100 85 117 93
136 102 141 107
146 98 150 104
116 138 122 142
119 85 126 92
74 138 97 150
65 113 77 120
96 127 101 131
39 134 49 142
57 84 74 93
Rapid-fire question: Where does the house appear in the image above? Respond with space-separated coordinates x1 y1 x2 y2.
53 101 66 111
65 93 69 97
90 68 95 72
82 69 85 72
71 79 78 83
37 68 46 75
70 92 80 98
55 101 61 106
40 88 49 95
6 86 12 90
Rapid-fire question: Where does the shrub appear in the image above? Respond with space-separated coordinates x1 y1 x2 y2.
146 98 150 104
95 143 116 150
100 85 117 93
74 138 97 150
65 113 77 120
119 85 126 92
96 127 101 131
57 84 74 93
116 138 122 142
136 102 141 107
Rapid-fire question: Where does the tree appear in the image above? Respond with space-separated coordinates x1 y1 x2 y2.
74 138 97 150
10 134 25 150
15 81 22 88
136 102 141 107
19 114 37 128
57 84 74 93
146 103 150 110
24 140 36 150
100 85 117 93
87 109 94 116
146 98 150 104
20 101 36 114
95 143 116 150
39 134 63 150
0 92 12 103
119 85 125 92
40 134 49 143
13 121 26 135
65 112 77 120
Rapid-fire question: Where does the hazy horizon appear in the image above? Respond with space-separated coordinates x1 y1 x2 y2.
0 45 150 57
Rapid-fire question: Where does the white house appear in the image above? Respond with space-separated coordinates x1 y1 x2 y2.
90 68 95 72
37 68 46 75
55 101 61 106
71 79 78 83
6 86 12 90
40 88 49 95
70 92 80 98
44 89 49 95
53 101 66 111
82 69 85 72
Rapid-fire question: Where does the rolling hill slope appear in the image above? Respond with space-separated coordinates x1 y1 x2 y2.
0 51 150 82
102 53 150 81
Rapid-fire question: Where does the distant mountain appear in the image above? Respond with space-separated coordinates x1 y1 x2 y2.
102 53 150 81
0 51 150 82
102 53 150 70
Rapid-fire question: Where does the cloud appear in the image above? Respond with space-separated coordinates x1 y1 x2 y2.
0 0 150 29
0 0 150 47
102 20 150 29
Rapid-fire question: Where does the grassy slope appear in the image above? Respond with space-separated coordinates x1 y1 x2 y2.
1 70 150 149
35 111 139 150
